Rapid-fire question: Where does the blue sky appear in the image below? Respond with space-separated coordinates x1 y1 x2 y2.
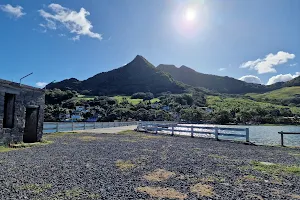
0 0 299 87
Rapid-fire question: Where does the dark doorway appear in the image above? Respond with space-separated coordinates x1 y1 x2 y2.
24 107 39 143
3 93 15 128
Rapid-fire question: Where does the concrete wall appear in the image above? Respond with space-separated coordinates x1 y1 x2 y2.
0 80 45 144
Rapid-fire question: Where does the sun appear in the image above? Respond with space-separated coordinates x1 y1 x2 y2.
185 8 196 21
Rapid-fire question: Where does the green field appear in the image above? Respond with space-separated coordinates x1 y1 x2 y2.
77 95 97 100
246 86 300 100
114 96 160 105
207 96 300 115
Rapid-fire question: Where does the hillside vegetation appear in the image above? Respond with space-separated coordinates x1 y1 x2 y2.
246 86 300 100
114 96 160 105
207 96 300 115
246 86 300 107
157 64 276 94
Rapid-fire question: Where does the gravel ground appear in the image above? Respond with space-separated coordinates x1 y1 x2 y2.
1 131 300 200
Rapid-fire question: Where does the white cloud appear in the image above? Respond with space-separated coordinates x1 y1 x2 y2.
70 35 80 41
290 63 298 67
39 4 102 40
36 82 48 88
267 72 300 85
0 4 26 18
219 68 226 71
239 75 262 84
240 51 295 74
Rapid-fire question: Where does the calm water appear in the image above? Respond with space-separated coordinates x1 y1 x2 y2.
43 123 300 146
172 124 300 147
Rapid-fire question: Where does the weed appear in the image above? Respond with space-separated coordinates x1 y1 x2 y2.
78 136 101 142
289 153 300 157
10 140 53 148
245 193 264 200
115 159 135 171
0 146 15 153
236 175 262 184
190 183 215 197
136 186 187 200
208 154 227 159
251 161 300 176
143 169 175 182
20 183 52 193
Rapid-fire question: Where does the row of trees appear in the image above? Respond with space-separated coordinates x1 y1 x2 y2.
45 89 299 125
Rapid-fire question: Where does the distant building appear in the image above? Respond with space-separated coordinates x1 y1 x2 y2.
0 79 45 144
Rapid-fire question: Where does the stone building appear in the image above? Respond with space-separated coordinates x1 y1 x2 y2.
0 79 45 144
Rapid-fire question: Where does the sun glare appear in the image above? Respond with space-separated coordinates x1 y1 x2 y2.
185 8 196 21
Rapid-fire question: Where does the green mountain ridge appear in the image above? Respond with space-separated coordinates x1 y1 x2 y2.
47 55 299 96
47 55 185 95
157 64 283 94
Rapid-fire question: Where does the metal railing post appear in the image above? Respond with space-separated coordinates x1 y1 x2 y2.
191 126 194 138
246 128 250 142
280 131 284 146
94 122 96 129
171 125 174 136
214 127 219 140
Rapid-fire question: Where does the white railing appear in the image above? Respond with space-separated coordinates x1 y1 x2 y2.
43 121 137 133
137 122 250 142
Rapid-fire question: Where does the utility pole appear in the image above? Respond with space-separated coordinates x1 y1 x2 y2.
19 73 33 85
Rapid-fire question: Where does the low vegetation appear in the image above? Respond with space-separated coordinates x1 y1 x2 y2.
0 140 53 153
143 169 175 182
190 183 215 198
115 159 135 171
136 186 187 200
251 161 300 176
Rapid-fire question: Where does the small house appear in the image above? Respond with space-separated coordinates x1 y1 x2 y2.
0 79 45 144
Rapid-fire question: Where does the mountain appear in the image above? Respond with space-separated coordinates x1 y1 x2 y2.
284 76 300 87
47 55 185 95
157 64 278 94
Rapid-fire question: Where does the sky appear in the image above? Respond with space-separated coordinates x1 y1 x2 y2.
0 0 299 88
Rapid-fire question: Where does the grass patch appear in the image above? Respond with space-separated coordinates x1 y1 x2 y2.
246 86 300 100
117 130 137 135
20 183 52 193
186 175 225 184
1 140 53 153
77 95 96 100
115 159 135 171
44 132 77 138
207 95 300 115
136 186 187 200
120 139 139 143
0 146 15 153
289 153 300 157
78 136 101 142
190 183 215 198
114 96 160 105
236 175 262 184
208 154 227 159
251 161 300 176
10 140 53 148
143 169 175 182
245 193 264 200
